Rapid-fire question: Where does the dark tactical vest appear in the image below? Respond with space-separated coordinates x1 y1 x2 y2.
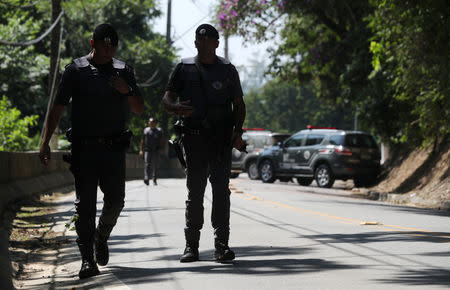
71 55 129 137
179 56 234 131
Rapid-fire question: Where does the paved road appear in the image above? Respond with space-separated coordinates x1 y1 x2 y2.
26 176 450 289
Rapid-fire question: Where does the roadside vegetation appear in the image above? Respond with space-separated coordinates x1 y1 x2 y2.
216 0 449 150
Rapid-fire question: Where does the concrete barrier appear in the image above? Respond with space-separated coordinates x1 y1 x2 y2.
0 151 185 215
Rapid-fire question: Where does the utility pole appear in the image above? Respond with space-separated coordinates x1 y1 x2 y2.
166 0 172 44
48 0 62 150
224 32 229 59
162 0 172 141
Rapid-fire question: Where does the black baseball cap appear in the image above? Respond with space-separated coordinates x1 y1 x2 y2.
195 24 219 40
93 23 118 46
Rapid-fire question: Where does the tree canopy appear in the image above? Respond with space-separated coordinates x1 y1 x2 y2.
217 0 449 147
0 0 177 152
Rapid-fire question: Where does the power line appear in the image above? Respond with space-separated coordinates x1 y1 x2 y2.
0 10 64 46
40 16 64 145
171 14 209 43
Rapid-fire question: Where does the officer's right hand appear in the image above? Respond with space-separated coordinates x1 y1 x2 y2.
39 143 51 166
139 150 143 156
175 100 194 117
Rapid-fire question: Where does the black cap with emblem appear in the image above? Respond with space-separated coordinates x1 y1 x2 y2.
93 23 119 47
195 23 219 40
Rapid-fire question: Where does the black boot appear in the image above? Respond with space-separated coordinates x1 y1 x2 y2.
79 259 100 279
180 246 199 262
94 231 109 266
180 229 200 262
78 241 99 279
214 240 235 262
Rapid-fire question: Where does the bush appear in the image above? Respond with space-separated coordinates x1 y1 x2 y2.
0 96 39 151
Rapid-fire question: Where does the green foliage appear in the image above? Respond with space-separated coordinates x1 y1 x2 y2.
217 0 450 147
367 0 450 146
0 0 177 152
244 79 353 133
0 8 49 137
217 0 377 131
0 96 39 151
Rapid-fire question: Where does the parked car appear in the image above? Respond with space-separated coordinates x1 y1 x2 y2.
231 129 290 179
256 127 381 188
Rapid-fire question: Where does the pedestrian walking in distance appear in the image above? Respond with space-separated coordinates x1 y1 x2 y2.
162 23 246 263
39 23 144 279
139 117 164 185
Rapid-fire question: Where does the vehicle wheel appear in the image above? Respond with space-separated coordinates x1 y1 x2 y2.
259 160 276 183
315 164 335 188
247 161 259 180
297 177 313 186
230 172 239 178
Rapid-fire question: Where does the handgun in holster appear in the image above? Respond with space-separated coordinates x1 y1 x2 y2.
168 139 186 168
169 120 186 168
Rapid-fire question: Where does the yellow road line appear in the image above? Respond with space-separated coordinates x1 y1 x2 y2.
232 190 450 243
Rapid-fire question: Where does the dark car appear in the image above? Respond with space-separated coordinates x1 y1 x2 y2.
231 129 290 179
256 127 381 188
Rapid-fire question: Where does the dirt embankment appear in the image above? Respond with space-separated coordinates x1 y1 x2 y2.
373 138 450 210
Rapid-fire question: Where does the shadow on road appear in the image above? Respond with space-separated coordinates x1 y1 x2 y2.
376 268 450 287
47 245 356 288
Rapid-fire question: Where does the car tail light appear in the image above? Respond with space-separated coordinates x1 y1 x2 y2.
335 146 352 156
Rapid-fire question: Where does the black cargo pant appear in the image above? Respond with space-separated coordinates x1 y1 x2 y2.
182 133 232 248
71 147 126 254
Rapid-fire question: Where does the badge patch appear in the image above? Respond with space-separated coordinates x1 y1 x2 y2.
212 81 223 90
304 150 311 160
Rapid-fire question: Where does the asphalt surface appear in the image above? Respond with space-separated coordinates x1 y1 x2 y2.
21 176 450 289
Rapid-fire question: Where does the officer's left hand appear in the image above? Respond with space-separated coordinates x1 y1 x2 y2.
231 132 244 150
39 143 51 166
110 76 130 95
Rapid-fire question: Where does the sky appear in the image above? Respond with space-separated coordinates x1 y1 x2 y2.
152 0 270 70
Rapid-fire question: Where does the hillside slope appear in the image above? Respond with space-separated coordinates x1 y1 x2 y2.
373 139 450 210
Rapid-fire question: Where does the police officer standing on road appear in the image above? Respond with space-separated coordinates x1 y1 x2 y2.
139 117 164 185
39 24 144 279
162 24 246 263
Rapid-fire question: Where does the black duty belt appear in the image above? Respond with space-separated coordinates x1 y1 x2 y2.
77 136 115 146
182 127 203 135
72 136 125 151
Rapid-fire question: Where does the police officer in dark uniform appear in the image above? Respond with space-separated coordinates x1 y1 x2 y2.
139 117 164 185
39 23 144 279
162 24 246 263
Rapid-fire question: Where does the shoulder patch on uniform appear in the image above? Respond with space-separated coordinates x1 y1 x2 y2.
112 58 126 69
181 57 196 64
217 56 231 65
73 55 90 68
